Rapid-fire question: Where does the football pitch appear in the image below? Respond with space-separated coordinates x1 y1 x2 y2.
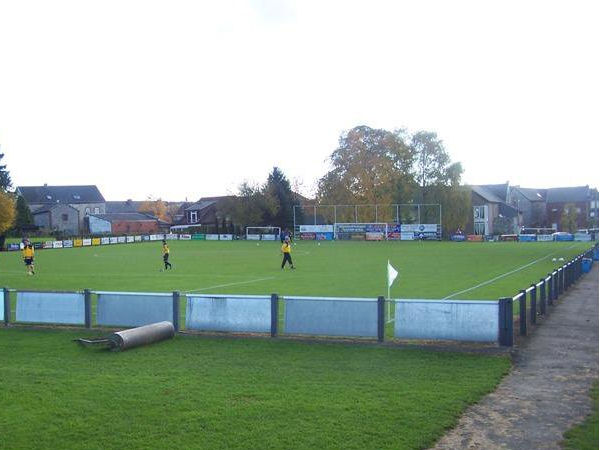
0 240 592 300
0 240 593 449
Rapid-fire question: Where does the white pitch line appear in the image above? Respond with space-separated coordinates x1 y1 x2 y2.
184 277 275 294
442 245 577 300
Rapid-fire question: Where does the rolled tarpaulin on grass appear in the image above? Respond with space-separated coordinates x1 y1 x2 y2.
108 321 175 351
76 321 175 351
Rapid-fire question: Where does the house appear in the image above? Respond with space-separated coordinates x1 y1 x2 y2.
508 187 547 228
32 204 80 235
469 183 519 235
545 186 595 231
177 196 236 232
17 185 106 234
88 213 169 235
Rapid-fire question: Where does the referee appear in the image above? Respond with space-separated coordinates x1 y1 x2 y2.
281 236 295 270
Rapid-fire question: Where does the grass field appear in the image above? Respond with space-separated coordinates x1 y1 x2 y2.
0 240 592 299
0 240 594 449
0 327 510 449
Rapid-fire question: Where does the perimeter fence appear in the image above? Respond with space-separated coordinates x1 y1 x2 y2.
3 244 597 347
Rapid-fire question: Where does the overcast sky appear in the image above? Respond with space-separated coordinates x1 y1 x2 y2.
1 0 598 201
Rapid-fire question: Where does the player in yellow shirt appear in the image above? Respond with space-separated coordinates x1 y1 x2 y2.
161 240 172 271
22 240 35 275
280 236 295 270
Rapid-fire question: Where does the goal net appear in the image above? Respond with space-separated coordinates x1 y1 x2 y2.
334 223 388 241
246 226 281 241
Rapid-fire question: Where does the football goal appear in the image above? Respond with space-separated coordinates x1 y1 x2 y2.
246 226 281 241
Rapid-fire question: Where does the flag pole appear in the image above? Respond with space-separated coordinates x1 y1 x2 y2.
387 260 391 321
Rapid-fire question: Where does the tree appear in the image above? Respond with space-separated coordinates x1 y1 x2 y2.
263 167 296 229
560 203 578 232
0 191 16 234
14 195 33 232
220 182 268 231
139 197 169 222
0 152 11 192
317 125 415 205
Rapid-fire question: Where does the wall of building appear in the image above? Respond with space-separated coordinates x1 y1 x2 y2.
111 220 159 234
48 205 80 235
89 215 112 234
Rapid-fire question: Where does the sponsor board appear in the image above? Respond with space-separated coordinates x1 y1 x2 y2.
109 237 118 244
101 237 110 245
63 240 74 248
400 232 415 241
316 232 334 240
554 233 574 242
91 238 101 246
117 236 126 244
134 235 142 242
336 224 368 233
33 242 43 249
247 234 261 240
206 234 219 240
165 234 178 240
261 234 277 241
300 232 316 240
191 234 205 240
574 233 592 242
83 239 92 246
499 234 518 242
44 241 53 249
179 234 192 240
365 232 384 241
468 235 484 242
142 235 151 242
518 234 537 242
7 243 20 251
126 236 135 243
219 234 233 241
74 239 83 247
150 234 164 241
299 225 334 233
536 234 553 242
401 224 438 233
53 241 63 248
451 234 466 242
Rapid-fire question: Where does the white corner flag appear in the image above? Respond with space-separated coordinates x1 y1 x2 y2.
387 260 398 298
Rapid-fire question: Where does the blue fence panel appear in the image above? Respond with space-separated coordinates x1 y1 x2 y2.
96 292 173 327
186 294 271 333
16 292 85 325
284 296 378 337
394 299 499 342
0 290 4 321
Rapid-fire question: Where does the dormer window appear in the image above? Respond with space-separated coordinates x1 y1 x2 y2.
46 195 52 200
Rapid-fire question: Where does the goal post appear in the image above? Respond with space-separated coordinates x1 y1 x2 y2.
246 226 281 241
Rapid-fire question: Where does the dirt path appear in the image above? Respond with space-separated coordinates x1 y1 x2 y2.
432 266 599 450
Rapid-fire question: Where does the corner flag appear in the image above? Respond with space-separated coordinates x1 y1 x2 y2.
387 260 398 289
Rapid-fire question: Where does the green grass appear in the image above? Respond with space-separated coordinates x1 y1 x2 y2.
0 240 591 300
562 380 599 450
0 327 511 449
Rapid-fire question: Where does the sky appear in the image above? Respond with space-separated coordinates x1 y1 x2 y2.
0 0 598 201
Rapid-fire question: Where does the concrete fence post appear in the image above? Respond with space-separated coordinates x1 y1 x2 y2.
377 296 385 343
3 288 10 325
499 297 513 347
270 293 279 337
547 273 554 306
84 289 92 328
519 291 527 336
172 291 180 332
559 268 564 296
539 279 546 315
530 285 537 325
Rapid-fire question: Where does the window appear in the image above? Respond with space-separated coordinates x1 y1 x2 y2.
474 223 486 235
85 207 90 215
73 194 81 200
190 211 198 223
62 214 68 222
576 207 581 214
473 206 486 220
46 195 52 200
94 207 100 214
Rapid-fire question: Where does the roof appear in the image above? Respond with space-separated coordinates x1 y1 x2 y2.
477 183 509 202
513 187 547 202
32 203 79 214
499 202 519 218
89 213 159 223
185 200 217 212
105 200 143 213
545 186 590 203
17 185 105 204
471 185 505 203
